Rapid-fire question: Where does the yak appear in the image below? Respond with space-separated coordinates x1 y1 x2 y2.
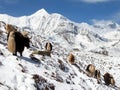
103 72 115 86
94 69 101 80
67 53 75 65
45 42 52 52
7 31 30 56
94 69 101 83
86 64 95 77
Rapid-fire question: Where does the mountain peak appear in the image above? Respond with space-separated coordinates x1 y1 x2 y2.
37 8 47 13
32 8 49 16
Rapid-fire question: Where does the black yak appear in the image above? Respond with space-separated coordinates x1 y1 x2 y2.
7 31 30 56
103 72 115 86
86 64 95 77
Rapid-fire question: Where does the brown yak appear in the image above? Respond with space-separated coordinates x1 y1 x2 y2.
67 53 75 65
86 64 95 77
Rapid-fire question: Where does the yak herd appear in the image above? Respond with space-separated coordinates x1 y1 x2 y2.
1 22 116 88
67 53 116 86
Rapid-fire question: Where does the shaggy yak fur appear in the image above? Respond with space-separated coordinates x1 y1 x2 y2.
5 24 17 34
86 64 95 77
45 42 52 52
94 69 101 80
7 31 30 56
7 31 16 53
103 72 115 86
68 53 75 64
94 69 101 83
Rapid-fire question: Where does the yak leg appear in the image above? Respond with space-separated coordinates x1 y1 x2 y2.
20 52 22 56
13 51 17 56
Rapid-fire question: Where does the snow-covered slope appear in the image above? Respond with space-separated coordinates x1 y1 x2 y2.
0 9 120 90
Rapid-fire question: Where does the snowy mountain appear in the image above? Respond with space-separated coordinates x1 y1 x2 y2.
0 8 120 90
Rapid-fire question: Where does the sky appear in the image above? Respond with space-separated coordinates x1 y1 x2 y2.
0 0 120 24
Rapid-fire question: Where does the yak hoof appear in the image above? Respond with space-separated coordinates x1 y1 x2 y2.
13 53 17 56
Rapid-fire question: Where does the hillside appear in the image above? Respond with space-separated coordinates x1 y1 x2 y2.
0 9 120 90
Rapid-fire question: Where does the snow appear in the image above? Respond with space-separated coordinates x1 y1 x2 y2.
0 8 120 90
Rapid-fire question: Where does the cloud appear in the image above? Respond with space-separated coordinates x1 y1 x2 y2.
90 11 120 24
111 12 120 23
91 19 114 25
79 0 112 3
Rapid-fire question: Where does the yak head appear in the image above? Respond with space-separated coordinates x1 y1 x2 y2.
5 24 17 34
24 36 30 49
22 31 31 49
